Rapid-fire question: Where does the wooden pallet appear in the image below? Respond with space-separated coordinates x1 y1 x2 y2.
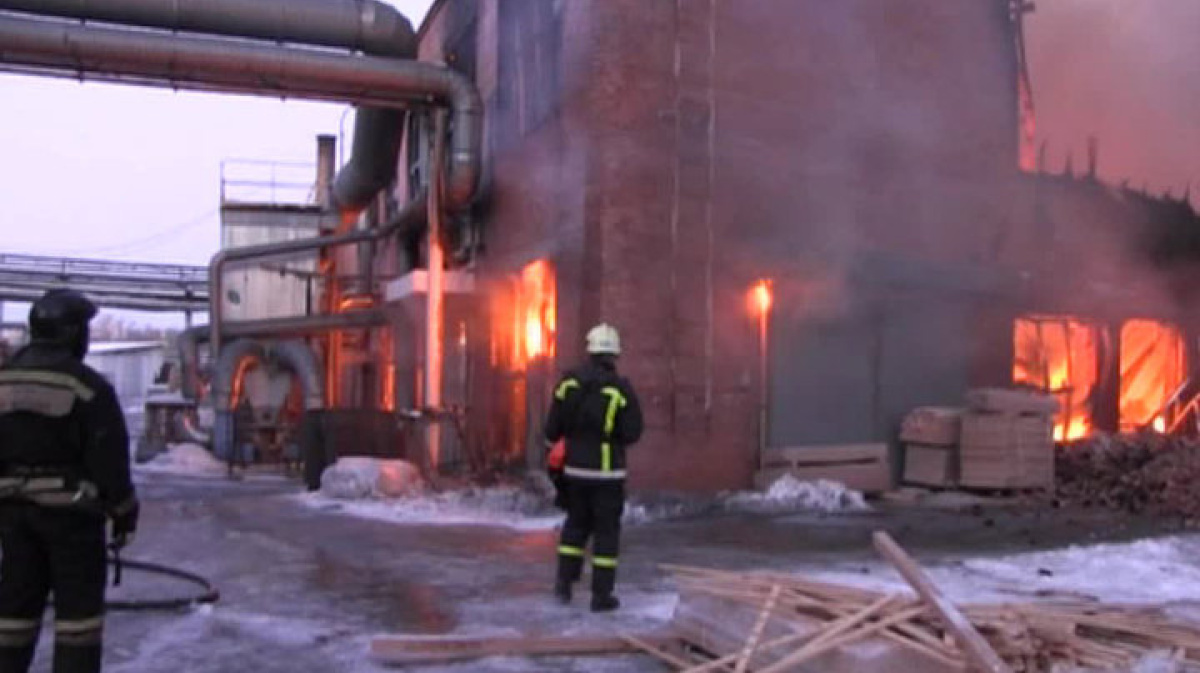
755 443 890 494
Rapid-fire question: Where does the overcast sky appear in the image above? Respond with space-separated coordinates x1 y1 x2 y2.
0 0 433 324
1 1 1196 327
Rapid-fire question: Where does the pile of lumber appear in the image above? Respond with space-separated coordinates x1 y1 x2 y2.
641 534 1200 672
900 389 1059 492
1056 433 1200 518
371 533 1200 671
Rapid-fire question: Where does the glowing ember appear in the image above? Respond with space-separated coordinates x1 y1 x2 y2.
1153 416 1167 434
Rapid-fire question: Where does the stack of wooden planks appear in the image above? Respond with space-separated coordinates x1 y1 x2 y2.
371 533 1200 671
643 535 1200 671
959 389 1058 491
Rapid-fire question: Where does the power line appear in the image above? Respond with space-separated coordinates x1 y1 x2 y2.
53 208 219 257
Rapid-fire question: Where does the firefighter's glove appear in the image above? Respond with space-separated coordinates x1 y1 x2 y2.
109 498 140 549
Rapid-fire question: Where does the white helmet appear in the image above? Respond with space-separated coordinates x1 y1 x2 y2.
586 323 621 355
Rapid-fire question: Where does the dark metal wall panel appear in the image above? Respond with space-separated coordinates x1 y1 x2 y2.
768 302 878 447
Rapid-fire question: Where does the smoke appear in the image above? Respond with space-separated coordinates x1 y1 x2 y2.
1026 0 1200 199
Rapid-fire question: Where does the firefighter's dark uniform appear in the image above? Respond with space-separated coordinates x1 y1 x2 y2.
0 310 137 671
545 357 643 611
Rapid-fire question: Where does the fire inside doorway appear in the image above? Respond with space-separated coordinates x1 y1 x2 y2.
1012 316 1188 441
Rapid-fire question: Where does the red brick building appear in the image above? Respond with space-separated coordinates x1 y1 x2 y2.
373 0 1200 491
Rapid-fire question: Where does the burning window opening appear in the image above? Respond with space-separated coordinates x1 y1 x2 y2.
511 259 556 368
1119 320 1185 433
1013 316 1098 442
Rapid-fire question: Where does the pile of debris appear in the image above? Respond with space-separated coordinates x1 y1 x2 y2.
1055 433 1200 519
371 533 1200 671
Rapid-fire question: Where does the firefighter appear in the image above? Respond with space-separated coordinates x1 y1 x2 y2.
0 289 139 673
545 323 643 612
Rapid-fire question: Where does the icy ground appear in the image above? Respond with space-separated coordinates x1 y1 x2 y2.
66 455 1200 672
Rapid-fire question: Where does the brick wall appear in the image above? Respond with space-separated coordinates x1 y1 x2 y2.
406 0 1022 492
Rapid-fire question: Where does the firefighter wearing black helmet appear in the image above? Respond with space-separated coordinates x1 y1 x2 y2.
0 289 138 673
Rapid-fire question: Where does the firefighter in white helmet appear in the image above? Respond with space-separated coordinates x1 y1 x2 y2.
543 323 643 612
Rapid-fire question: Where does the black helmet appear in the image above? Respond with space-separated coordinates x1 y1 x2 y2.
29 289 97 358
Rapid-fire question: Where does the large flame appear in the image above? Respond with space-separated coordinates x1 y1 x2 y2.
1013 317 1097 442
1119 319 1185 432
1014 316 1187 441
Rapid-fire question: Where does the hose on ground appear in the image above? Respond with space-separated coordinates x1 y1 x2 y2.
105 557 221 612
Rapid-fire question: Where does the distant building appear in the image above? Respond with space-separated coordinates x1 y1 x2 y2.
87 341 167 439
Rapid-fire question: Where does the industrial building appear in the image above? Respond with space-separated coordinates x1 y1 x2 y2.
2 0 1199 493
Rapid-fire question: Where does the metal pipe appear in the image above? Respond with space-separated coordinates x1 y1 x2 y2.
267 340 325 411
210 339 264 411
425 111 448 469
332 108 407 212
177 325 208 401
0 0 416 57
0 13 482 210
210 227 391 356
0 288 200 313
220 310 386 340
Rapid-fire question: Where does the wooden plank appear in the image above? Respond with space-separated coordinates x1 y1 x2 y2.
622 634 694 669
872 532 1014 673
734 584 782 673
762 443 888 466
369 632 674 664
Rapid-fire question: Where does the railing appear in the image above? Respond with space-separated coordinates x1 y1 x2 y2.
220 159 318 207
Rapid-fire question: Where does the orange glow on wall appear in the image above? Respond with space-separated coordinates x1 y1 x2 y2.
750 280 772 315
1120 320 1186 432
1013 317 1098 442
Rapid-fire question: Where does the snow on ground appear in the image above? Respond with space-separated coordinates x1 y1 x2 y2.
805 534 1200 608
304 459 872 531
134 443 227 477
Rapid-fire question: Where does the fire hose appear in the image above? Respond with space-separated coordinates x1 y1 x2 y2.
105 553 221 612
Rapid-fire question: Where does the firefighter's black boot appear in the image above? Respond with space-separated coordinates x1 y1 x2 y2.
53 642 101 673
590 566 619 612
554 554 583 604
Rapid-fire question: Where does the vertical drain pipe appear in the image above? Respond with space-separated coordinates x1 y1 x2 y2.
425 111 447 471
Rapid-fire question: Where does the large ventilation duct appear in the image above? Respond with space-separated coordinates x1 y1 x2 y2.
0 11 481 213
0 0 416 56
332 108 406 211
0 0 435 213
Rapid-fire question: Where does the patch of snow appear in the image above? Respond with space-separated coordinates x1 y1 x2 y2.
134 443 226 477
805 534 1200 608
307 473 871 530
320 457 424 500
301 484 562 531
725 476 870 514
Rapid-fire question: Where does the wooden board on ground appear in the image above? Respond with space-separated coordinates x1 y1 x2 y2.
756 443 890 493
872 531 1013 673
368 632 675 664
669 592 963 673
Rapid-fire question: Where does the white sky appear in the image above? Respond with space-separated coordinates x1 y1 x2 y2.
0 0 434 325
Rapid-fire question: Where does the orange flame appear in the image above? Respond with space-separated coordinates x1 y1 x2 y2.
518 260 556 362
